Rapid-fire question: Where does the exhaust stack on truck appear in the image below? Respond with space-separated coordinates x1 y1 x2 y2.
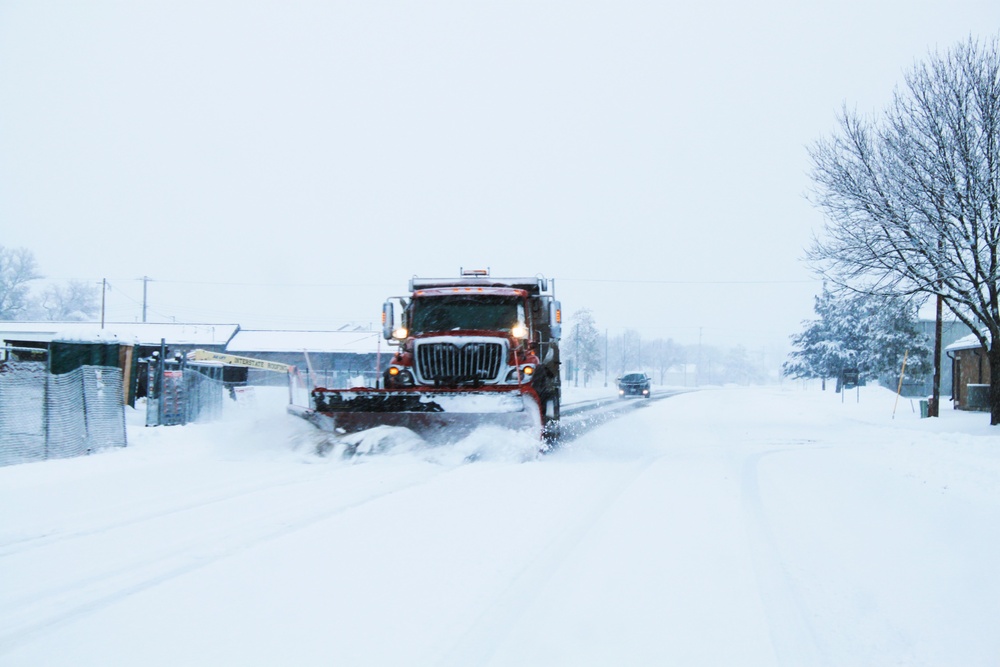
289 269 562 445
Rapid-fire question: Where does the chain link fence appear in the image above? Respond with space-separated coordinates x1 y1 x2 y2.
0 363 127 467
145 366 225 427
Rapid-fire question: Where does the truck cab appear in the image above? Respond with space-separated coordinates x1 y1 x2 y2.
381 271 562 437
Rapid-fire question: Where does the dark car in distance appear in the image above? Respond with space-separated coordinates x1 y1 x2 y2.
618 372 651 398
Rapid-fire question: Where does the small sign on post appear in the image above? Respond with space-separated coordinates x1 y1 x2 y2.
840 367 860 403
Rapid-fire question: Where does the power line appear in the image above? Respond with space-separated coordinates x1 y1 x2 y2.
61 274 816 288
43 275 400 290
559 278 818 285
150 279 398 288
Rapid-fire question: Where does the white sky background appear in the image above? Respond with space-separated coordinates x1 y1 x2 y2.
2 1 998 353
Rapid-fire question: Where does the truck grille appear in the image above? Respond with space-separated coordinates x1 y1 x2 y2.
416 341 504 383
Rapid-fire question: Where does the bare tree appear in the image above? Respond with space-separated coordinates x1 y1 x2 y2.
722 346 763 386
621 329 642 374
39 280 100 321
0 246 43 320
808 36 1000 423
650 337 683 384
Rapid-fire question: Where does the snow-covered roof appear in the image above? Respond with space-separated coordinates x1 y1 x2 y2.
0 322 239 346
226 329 384 354
0 322 388 355
945 333 984 352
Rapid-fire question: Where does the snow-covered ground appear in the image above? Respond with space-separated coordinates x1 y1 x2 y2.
2 383 999 666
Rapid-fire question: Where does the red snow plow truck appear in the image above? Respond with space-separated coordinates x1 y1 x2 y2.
289 269 563 445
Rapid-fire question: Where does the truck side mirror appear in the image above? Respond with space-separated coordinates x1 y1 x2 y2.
550 301 562 341
382 301 394 340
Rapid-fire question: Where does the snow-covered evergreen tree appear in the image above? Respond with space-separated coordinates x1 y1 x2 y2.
784 288 930 384
567 308 602 386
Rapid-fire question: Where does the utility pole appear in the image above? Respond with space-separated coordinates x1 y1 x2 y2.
604 328 608 387
100 279 107 329
931 293 943 417
141 276 150 323
929 214 944 417
696 327 703 387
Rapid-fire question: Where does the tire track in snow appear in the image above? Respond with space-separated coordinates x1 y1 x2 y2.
741 444 828 667
557 389 691 443
434 455 659 667
0 469 327 558
2 467 360 612
0 463 459 657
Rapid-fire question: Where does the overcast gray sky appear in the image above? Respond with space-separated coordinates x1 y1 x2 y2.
2 1 998 354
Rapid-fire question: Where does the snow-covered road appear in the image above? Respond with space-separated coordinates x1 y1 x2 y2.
2 385 998 666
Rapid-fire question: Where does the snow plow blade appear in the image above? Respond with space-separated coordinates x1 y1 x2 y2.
289 386 543 443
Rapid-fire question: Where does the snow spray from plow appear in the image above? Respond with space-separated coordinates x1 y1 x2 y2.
288 386 543 447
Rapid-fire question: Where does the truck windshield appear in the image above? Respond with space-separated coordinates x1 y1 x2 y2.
410 296 521 334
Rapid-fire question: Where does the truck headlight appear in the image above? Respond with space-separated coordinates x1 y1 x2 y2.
386 367 414 386
505 365 535 383
505 368 532 383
